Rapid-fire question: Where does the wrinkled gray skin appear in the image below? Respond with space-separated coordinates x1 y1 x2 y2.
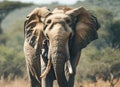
24 7 100 87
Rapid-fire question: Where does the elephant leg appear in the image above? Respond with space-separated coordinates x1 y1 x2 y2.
24 42 41 87
68 52 81 87
41 56 54 87
68 69 76 87
28 69 41 87
41 72 54 87
26 58 41 87
26 56 41 87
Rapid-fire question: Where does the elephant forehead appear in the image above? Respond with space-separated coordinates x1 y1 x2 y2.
46 13 69 20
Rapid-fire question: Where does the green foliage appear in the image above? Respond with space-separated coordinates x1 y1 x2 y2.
0 45 25 79
0 34 8 44
0 1 33 9
0 1 33 34
0 19 25 79
109 20 120 48
76 46 120 82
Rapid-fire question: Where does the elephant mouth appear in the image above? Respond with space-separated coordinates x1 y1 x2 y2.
40 39 73 78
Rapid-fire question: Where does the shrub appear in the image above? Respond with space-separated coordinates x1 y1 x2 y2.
0 45 25 79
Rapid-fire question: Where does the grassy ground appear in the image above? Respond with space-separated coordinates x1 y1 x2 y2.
0 78 120 87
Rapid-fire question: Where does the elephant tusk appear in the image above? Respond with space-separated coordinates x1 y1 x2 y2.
67 59 73 74
66 40 73 74
40 59 51 78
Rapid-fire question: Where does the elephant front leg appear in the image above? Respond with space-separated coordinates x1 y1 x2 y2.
68 52 81 87
68 69 76 87
27 68 41 87
41 56 54 87
25 54 41 87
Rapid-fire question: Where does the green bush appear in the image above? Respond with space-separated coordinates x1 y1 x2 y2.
0 45 25 79
0 19 25 79
109 20 120 48
76 46 120 82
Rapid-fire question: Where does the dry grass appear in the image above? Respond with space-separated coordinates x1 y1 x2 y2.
0 78 120 87
0 77 29 87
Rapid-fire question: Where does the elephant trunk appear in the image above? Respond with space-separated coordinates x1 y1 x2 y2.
40 36 73 87
50 40 68 87
52 55 68 87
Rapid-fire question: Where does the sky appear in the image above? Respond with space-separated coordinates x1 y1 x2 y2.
0 0 85 5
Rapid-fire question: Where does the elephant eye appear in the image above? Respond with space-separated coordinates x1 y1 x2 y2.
65 19 72 25
46 19 51 25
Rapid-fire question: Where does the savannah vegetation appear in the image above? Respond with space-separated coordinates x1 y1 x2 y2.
0 0 120 87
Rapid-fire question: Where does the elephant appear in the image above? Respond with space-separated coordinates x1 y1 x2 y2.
23 6 100 87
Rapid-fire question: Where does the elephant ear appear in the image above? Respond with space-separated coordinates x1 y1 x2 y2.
24 7 51 49
66 7 100 52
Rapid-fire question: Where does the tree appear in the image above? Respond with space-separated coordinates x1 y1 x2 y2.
0 1 33 34
109 20 120 48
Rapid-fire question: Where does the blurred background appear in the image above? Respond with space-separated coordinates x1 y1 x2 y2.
0 0 120 87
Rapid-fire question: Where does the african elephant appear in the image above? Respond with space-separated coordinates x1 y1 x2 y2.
24 6 100 87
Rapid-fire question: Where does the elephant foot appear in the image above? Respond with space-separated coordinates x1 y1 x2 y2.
68 74 75 87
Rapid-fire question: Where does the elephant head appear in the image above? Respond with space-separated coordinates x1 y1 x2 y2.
24 6 100 87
